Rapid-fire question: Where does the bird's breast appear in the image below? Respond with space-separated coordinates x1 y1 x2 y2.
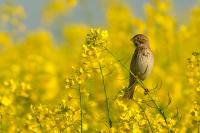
131 48 154 80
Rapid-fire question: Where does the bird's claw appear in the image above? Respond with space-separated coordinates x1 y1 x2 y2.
144 88 149 95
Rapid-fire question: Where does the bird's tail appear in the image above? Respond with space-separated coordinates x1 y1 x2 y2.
123 85 136 99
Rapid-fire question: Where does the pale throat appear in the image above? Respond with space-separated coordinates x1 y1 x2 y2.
136 43 150 48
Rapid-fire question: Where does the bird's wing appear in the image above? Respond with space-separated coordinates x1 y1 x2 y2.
128 49 138 88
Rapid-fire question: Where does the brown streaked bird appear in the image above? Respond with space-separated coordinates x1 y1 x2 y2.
123 34 154 99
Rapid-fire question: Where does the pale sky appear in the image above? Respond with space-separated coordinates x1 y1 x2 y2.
0 0 197 29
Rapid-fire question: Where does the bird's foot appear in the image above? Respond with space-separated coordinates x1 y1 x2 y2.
144 88 149 95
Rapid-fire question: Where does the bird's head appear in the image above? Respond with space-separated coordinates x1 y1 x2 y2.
131 34 149 48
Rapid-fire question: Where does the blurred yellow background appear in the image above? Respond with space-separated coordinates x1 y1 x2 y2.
0 0 199 132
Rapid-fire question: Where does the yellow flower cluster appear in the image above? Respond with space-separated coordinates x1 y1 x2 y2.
188 52 200 93
23 100 80 132
187 52 200 131
65 29 108 89
82 29 108 58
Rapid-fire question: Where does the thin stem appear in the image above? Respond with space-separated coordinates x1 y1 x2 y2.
37 118 44 133
33 113 44 133
99 62 112 128
148 95 172 132
136 102 154 133
78 85 83 133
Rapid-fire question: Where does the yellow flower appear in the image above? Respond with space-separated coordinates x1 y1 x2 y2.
1 96 12 106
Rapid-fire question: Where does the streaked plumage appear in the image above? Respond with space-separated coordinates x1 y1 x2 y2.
123 34 154 99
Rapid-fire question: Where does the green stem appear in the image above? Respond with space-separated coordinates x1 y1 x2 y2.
33 113 44 133
78 85 83 133
136 102 154 133
37 118 44 133
99 62 112 128
148 95 172 132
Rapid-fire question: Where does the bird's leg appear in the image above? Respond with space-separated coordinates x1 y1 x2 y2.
144 87 149 95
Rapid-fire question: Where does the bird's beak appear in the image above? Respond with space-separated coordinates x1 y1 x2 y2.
130 37 134 42
130 37 136 47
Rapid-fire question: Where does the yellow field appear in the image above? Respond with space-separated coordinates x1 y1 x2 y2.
0 0 199 132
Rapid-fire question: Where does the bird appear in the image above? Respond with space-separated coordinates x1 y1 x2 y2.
123 34 154 99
